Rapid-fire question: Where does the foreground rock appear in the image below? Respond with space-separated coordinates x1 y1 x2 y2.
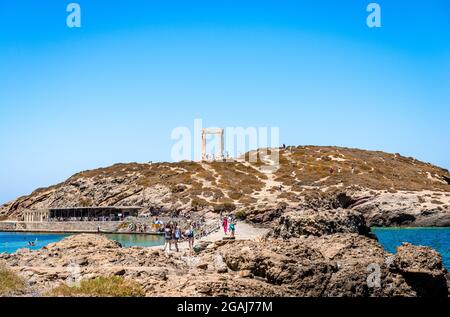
217 235 439 297
0 194 447 297
0 232 447 297
390 243 448 297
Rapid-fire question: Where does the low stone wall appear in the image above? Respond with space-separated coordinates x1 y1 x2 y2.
0 221 122 233
0 222 17 231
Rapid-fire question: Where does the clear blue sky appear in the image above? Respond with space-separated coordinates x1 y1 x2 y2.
0 0 449 204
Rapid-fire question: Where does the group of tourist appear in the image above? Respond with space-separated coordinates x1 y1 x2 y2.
155 215 237 252
162 221 195 252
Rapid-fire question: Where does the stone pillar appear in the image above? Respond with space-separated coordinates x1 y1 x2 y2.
201 130 207 161
219 131 224 160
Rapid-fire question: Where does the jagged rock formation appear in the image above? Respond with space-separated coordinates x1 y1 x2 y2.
268 208 373 239
1 146 449 226
217 234 448 297
390 243 448 297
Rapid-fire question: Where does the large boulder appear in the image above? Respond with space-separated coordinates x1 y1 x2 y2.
217 239 336 296
269 208 373 239
390 243 448 297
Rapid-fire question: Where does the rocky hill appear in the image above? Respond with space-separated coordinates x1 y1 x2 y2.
1 146 450 226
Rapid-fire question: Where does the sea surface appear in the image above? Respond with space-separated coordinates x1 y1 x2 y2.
0 231 165 254
372 227 450 269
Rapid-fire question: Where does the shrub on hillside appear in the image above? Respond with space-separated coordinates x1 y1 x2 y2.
213 202 236 213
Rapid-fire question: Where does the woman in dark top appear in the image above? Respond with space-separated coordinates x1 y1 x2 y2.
185 224 195 250
163 223 173 251
172 222 181 252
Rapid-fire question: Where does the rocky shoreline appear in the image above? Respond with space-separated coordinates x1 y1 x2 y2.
0 209 448 297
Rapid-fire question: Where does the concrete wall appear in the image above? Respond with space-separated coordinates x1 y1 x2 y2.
0 221 122 233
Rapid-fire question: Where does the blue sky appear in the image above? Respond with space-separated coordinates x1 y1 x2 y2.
0 0 449 203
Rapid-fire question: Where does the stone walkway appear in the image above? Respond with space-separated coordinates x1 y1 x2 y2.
199 221 269 242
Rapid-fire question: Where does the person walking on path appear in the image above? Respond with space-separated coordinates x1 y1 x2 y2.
222 216 228 235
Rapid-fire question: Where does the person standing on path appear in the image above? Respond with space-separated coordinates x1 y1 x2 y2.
185 223 195 250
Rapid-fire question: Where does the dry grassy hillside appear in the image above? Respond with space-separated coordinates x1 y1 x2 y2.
275 146 450 191
1 146 449 221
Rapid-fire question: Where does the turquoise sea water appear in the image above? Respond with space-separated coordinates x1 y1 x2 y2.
0 232 165 254
372 227 450 269
103 233 165 248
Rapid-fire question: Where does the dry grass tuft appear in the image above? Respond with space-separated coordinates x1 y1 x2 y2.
48 276 144 297
0 267 26 296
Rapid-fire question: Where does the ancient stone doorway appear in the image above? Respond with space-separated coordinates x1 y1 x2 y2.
201 128 224 161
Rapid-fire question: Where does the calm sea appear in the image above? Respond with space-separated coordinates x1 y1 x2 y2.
0 231 165 254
